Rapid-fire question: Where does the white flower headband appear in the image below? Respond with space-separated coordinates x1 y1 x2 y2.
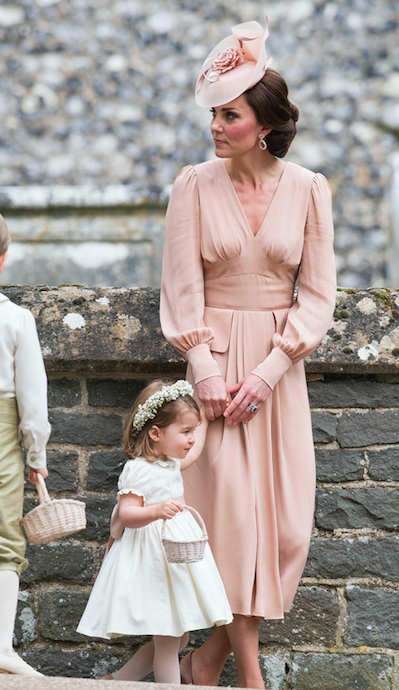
132 380 194 437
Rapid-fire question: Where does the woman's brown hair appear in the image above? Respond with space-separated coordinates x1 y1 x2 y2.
124 379 200 462
244 69 299 158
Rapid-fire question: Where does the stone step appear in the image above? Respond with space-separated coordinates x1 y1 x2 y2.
0 677 218 690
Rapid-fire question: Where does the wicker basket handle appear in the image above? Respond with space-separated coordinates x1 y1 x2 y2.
36 473 51 504
161 504 208 540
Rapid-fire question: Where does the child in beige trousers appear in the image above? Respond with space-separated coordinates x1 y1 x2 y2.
0 215 51 676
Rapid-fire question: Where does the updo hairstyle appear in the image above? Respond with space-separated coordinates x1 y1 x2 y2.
124 379 200 462
244 69 299 158
0 215 10 256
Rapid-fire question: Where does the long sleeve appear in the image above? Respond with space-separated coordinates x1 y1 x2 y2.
15 310 51 468
160 165 222 384
252 173 336 389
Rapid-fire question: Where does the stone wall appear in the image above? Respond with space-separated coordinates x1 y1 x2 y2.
1 0 399 287
3 284 399 690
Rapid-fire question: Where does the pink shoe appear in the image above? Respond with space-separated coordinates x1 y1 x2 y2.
180 651 194 684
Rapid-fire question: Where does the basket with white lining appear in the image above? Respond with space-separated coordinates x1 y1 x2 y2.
21 474 86 544
162 505 208 563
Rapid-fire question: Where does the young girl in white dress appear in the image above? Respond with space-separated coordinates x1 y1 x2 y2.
77 379 232 683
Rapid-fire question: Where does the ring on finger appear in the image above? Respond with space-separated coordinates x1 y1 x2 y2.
248 404 258 413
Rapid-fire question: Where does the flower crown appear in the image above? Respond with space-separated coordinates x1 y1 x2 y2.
132 380 194 437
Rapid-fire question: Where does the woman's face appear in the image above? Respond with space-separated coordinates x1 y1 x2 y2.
210 95 267 158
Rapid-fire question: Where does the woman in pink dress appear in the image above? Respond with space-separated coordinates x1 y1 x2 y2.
160 18 336 689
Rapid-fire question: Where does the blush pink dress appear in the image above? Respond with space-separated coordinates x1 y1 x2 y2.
160 159 336 619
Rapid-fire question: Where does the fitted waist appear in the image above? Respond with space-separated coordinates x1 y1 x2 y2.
0 397 18 425
204 275 294 311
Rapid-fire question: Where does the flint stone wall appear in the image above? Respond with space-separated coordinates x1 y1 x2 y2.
0 0 399 288
3 284 399 690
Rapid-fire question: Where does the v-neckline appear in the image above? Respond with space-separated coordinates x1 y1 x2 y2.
220 159 289 238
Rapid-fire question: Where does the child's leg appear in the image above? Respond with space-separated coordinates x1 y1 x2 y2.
153 635 182 684
112 641 154 681
111 632 189 682
0 570 19 654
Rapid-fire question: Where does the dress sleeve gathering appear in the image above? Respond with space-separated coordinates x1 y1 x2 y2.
117 460 150 504
15 310 51 469
252 173 337 390
160 165 223 384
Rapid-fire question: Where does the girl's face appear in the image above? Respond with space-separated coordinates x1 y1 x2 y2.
210 95 269 158
153 409 199 459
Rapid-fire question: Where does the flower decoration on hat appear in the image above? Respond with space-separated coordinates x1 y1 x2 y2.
195 17 273 109
212 47 244 74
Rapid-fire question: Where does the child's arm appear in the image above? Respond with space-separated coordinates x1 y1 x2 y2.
15 310 51 471
180 407 209 471
118 493 183 529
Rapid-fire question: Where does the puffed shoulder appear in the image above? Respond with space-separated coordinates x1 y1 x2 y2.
173 164 198 189
311 172 332 198
117 459 151 501
307 172 334 238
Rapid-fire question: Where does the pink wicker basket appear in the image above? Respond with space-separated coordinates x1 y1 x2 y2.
162 505 208 564
21 474 86 545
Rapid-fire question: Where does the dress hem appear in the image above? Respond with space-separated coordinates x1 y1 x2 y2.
77 616 232 640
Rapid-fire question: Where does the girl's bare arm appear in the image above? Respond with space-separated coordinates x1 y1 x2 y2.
118 493 183 528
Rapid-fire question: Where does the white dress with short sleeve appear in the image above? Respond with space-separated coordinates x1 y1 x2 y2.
77 457 233 638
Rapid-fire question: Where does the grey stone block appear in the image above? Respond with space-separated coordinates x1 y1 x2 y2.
82 496 116 540
14 592 35 647
260 649 290 690
346 586 399 648
38 590 89 642
291 652 392 690
337 410 399 447
311 412 337 443
24 449 78 491
317 487 399 530
259 587 339 646
315 488 399 530
22 645 132 678
87 378 146 408
315 448 364 482
48 378 81 408
368 447 399 481
308 379 399 408
21 542 93 585
304 537 399 580
46 450 79 491
87 450 125 491
49 411 122 446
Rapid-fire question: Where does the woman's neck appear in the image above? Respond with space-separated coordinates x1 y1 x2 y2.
224 148 284 189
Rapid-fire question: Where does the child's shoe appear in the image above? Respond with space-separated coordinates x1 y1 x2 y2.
0 650 43 676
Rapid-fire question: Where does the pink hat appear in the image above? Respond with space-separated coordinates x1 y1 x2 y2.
195 17 273 108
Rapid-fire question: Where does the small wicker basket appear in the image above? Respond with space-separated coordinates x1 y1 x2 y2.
21 474 86 545
162 505 208 564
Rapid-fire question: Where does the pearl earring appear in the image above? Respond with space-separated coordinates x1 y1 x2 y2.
258 133 267 150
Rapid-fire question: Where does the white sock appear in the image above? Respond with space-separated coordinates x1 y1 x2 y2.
153 635 182 684
0 570 19 655
113 633 189 682
112 641 155 681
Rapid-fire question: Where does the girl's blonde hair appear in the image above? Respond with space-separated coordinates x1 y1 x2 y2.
124 379 200 462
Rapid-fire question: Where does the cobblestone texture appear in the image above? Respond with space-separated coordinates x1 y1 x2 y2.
0 1 398 288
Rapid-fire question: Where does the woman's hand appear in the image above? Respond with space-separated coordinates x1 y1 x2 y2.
224 374 272 426
156 499 183 520
28 466 49 485
196 376 230 421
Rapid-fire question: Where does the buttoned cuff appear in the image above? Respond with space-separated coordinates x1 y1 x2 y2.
27 450 47 470
251 347 293 390
185 344 222 384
